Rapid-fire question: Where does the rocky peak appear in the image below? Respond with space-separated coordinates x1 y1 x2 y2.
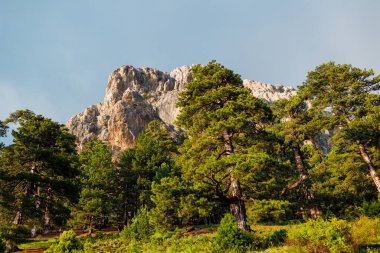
243 80 296 103
66 65 295 152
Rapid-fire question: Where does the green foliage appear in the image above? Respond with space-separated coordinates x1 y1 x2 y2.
150 175 218 232
247 200 294 224
0 110 79 230
44 230 83 253
251 229 287 250
17 238 56 250
150 176 183 232
71 138 119 230
271 95 325 218
0 62 378 252
0 120 7 150
286 217 380 252
117 120 178 225
351 216 380 248
120 207 153 241
309 148 376 218
83 232 214 253
299 62 380 127
287 218 353 253
162 234 214 253
300 62 380 195
82 238 126 253
362 200 380 217
213 213 253 252
176 61 281 229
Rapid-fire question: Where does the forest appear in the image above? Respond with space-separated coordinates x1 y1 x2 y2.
0 61 379 253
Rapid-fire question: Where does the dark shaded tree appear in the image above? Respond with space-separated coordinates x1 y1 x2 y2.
117 120 178 225
0 110 79 232
70 138 118 231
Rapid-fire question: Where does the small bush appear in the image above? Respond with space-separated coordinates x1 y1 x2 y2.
165 234 214 253
252 229 287 250
213 213 252 253
83 238 128 253
44 230 83 253
247 199 294 224
120 207 154 241
351 216 380 248
287 218 353 253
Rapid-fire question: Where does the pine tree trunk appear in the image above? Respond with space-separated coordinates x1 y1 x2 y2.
12 211 22 225
44 207 51 234
123 199 128 226
293 145 305 174
358 143 380 193
12 180 34 224
13 162 37 224
293 145 320 219
223 131 250 230
229 173 250 230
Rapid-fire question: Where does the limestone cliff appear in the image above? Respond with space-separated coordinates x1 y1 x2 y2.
66 65 295 152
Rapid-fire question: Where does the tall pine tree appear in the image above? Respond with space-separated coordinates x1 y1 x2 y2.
176 61 274 230
71 138 118 231
299 62 380 193
0 110 79 232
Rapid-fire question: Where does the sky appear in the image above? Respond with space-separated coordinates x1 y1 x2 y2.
1 0 380 126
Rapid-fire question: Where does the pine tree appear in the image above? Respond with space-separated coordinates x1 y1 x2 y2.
72 138 118 231
176 61 275 230
299 62 380 193
0 110 79 232
0 120 7 150
117 120 178 225
272 96 320 218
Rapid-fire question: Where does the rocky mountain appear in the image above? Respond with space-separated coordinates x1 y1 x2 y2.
66 65 295 152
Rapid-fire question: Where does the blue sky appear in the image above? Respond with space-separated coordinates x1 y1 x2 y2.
1 0 380 125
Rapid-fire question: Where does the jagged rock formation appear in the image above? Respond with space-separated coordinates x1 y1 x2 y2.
66 65 295 152
243 80 296 103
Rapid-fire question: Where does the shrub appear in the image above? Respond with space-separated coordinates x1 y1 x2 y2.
83 238 128 253
44 230 83 253
252 229 287 250
165 234 214 253
351 216 380 248
213 213 252 253
287 218 353 253
120 207 154 241
247 199 294 224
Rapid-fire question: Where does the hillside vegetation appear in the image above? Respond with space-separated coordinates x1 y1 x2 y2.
0 61 379 252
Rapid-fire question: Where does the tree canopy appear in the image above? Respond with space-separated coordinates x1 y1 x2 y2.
176 61 283 230
299 62 380 194
0 110 79 232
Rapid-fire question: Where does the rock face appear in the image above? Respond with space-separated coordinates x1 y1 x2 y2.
243 80 296 103
66 65 295 152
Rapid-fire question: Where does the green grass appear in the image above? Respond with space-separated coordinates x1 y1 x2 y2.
17 238 57 250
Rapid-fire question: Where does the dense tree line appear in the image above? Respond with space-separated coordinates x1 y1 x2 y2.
0 61 379 242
